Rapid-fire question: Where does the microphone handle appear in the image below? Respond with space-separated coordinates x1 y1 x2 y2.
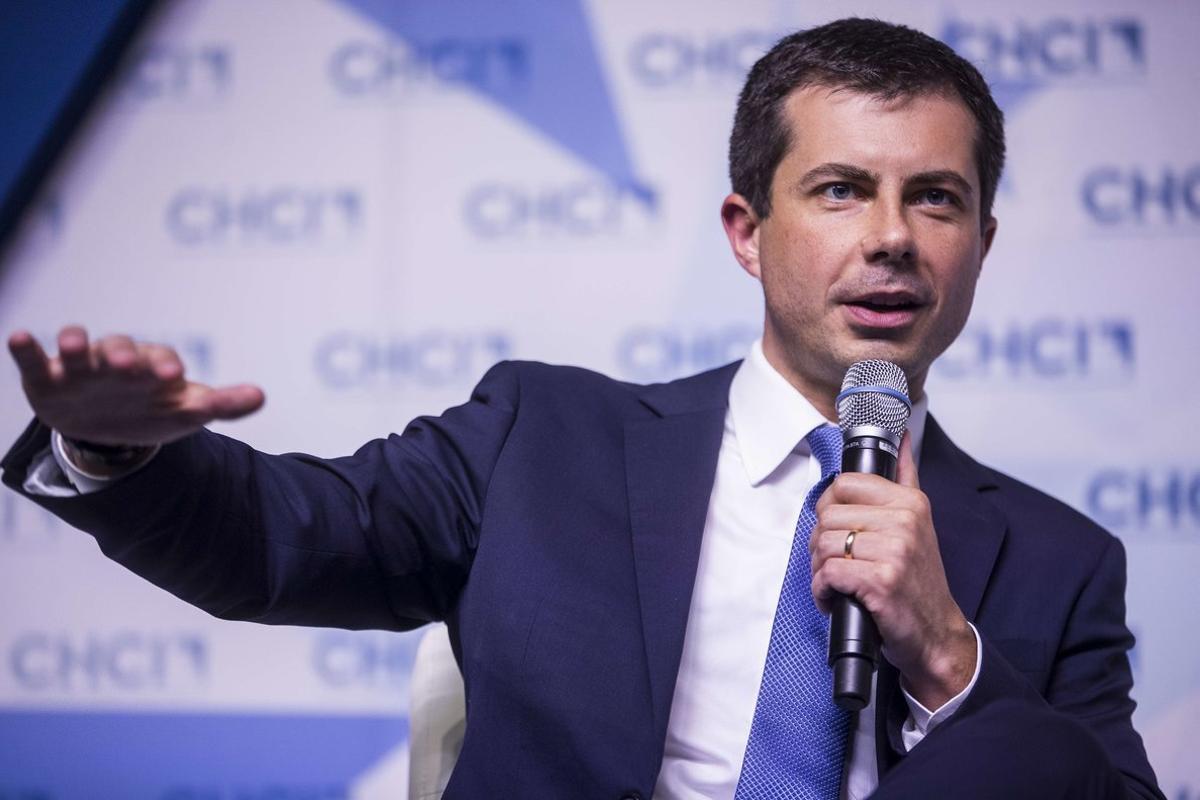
830 437 897 711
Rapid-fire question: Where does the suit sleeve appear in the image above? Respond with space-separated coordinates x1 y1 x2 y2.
960 535 1163 799
1044 535 1160 798
0 361 521 632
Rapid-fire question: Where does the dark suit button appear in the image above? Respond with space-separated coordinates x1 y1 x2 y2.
619 793 642 800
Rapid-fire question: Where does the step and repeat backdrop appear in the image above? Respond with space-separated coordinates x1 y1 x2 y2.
0 1 1196 797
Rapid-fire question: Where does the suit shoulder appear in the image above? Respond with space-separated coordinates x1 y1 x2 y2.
979 461 1121 558
481 359 738 417
480 360 641 401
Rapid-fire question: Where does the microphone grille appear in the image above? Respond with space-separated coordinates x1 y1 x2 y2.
837 360 912 441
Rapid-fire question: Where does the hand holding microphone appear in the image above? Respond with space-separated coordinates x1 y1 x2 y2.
811 360 976 712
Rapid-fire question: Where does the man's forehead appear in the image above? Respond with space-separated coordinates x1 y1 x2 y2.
778 85 980 181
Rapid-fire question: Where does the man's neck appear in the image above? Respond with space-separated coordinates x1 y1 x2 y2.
759 336 928 420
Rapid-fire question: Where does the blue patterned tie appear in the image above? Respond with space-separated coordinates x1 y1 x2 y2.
735 423 851 800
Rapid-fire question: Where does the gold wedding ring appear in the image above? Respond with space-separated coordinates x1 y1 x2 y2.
844 530 858 560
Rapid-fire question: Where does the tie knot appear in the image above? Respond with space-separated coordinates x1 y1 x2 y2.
806 424 843 480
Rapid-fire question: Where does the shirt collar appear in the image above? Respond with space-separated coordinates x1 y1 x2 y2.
729 340 928 486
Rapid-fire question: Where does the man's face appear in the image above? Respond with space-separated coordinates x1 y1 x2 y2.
724 85 996 404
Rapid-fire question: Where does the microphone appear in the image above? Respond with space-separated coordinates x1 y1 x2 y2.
829 360 912 711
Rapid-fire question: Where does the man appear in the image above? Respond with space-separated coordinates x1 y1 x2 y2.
2 18 1162 799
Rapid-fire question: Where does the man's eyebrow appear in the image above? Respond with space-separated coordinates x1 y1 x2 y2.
907 169 975 198
798 162 879 187
795 164 976 199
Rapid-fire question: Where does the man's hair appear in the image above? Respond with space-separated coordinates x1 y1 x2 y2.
729 17 1005 226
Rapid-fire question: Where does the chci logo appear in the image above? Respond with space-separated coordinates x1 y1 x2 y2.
119 43 232 101
311 631 417 688
941 16 1145 83
1082 165 1200 230
463 181 658 239
935 319 1134 382
1086 468 1200 532
627 30 777 88
7 631 208 692
328 37 528 98
314 330 512 390
616 325 758 382
166 187 363 246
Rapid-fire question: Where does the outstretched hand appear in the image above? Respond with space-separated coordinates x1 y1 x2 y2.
8 325 264 447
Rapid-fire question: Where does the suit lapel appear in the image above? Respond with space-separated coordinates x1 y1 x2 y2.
625 364 736 740
920 416 1007 622
875 414 1008 772
623 370 1011 775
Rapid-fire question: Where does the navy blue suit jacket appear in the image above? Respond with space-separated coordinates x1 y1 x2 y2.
2 361 1162 798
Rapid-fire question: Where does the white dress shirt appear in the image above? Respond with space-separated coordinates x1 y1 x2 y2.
654 341 979 800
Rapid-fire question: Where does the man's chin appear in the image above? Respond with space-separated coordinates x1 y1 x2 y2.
837 343 917 373
768 331 924 396
831 345 935 401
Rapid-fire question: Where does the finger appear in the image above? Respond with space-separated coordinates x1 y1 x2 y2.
811 523 907 577
57 325 93 377
824 471 911 507
8 331 54 387
810 502 886 560
143 343 185 382
96 335 140 374
897 430 920 489
811 527 886 571
811 558 879 616
207 384 266 420
815 503 901 536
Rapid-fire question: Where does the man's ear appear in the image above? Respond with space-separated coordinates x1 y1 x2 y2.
721 193 762 280
980 215 998 267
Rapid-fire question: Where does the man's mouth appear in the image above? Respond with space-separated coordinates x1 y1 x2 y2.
842 291 926 328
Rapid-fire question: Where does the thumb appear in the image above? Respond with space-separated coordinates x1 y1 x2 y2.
896 430 920 489
208 384 266 420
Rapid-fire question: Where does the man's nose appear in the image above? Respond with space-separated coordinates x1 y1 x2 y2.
861 198 916 266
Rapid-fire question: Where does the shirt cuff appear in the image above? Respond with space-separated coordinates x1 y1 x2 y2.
47 430 160 494
899 621 983 751
22 443 82 497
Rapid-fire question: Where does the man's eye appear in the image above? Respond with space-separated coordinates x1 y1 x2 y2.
922 188 955 206
822 183 855 201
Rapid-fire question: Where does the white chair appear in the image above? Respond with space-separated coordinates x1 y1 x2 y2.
408 623 467 800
